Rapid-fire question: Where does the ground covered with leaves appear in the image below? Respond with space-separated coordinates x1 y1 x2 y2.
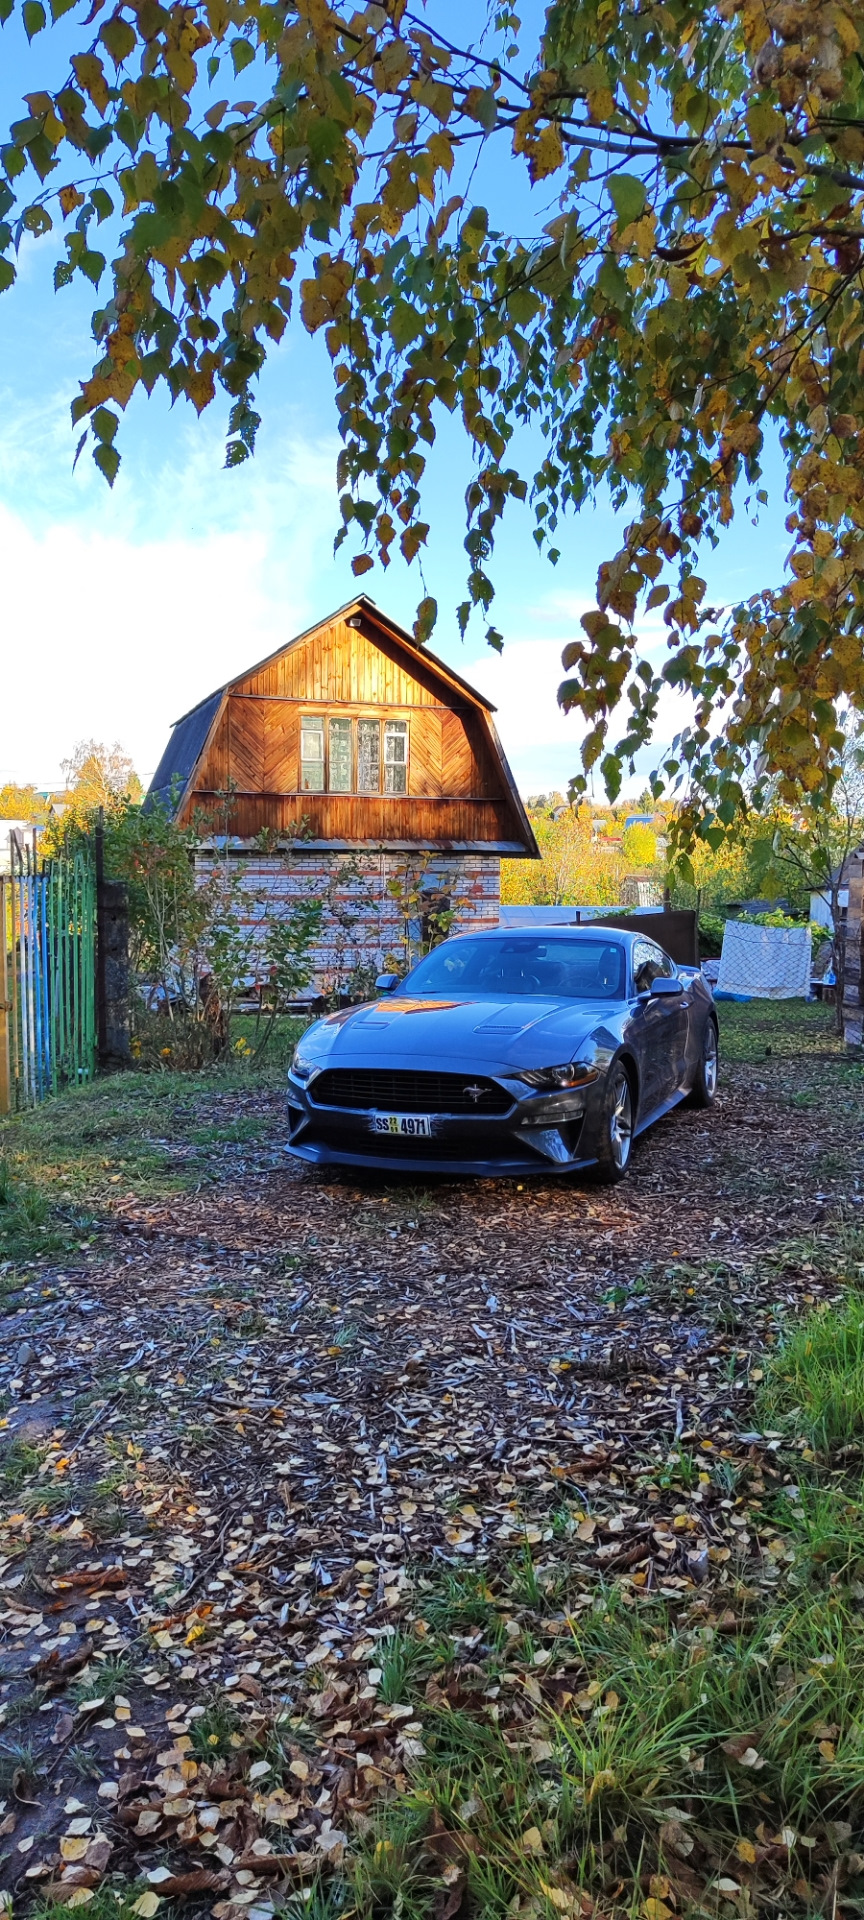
1 1001 864 1920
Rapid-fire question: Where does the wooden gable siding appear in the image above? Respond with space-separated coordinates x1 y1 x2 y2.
171 603 537 854
231 615 447 707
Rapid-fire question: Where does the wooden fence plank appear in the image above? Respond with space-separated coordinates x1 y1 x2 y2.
0 878 10 1116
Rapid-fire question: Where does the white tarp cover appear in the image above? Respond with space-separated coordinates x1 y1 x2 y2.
716 921 812 999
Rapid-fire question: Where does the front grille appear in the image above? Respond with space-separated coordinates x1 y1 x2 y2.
309 1068 513 1116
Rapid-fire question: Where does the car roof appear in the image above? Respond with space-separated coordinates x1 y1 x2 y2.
457 924 637 944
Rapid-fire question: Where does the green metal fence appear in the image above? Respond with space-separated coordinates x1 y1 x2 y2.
0 833 96 1113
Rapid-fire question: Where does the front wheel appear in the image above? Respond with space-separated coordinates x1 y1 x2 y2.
688 1018 719 1108
594 1062 634 1183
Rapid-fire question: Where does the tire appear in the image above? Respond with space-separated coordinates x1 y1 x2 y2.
594 1061 635 1183
688 1017 719 1108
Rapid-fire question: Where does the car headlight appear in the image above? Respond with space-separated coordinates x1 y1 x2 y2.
516 1063 599 1090
289 1046 316 1081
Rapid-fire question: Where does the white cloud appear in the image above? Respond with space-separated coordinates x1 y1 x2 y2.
0 380 692 799
0 421 351 787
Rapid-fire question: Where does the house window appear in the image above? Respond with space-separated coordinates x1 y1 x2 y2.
328 716 352 792
299 714 409 792
357 717 381 793
384 720 408 794
300 715 325 792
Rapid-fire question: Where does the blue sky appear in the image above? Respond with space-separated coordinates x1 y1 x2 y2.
0 8 791 796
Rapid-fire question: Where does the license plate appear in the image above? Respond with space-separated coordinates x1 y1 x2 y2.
371 1113 433 1137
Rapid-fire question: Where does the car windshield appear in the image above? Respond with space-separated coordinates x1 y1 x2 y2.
402 936 625 1000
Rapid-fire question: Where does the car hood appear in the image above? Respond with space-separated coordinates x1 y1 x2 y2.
299 995 623 1073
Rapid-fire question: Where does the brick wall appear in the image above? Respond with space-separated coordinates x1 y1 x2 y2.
193 846 501 997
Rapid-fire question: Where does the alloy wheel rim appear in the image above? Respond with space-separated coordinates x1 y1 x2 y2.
704 1026 718 1095
610 1073 632 1168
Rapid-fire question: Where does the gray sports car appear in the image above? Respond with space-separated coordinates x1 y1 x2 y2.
285 925 718 1182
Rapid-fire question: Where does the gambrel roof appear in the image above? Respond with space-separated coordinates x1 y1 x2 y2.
147 595 538 857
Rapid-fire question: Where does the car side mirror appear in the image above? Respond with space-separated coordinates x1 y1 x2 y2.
650 975 684 997
375 973 400 993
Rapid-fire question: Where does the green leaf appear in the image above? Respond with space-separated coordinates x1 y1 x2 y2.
231 38 255 74
49 0 77 20
389 301 424 350
413 596 437 645
79 248 105 284
2 145 27 179
92 406 119 444
22 0 45 37
0 255 15 292
100 14 136 60
93 441 120 485
597 255 630 306
607 173 646 226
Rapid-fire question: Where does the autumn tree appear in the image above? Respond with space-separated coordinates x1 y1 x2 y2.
0 783 50 823
62 740 144 811
2 0 864 840
502 803 627 907
621 822 657 869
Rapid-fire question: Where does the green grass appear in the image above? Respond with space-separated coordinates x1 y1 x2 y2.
35 1883 158 1920
717 997 848 1063
71 1654 133 1708
0 1437 42 1499
348 1266 864 1920
188 1693 242 1758
353 1579 864 1920
0 1049 296 1260
758 1293 864 1453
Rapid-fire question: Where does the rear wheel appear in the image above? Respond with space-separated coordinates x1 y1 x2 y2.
688 1018 719 1108
594 1062 634 1183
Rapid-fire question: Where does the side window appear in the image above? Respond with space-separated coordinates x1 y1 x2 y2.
328 716 352 792
384 719 408 794
633 939 673 993
300 715 325 792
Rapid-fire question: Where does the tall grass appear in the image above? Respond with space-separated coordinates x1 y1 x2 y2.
758 1293 864 1452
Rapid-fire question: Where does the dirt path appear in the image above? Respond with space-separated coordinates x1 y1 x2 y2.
1 1000 861 1911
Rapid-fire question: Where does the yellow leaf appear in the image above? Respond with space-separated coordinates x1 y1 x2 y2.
131 1895 161 1918
530 123 564 181
643 1902 673 1920
736 1839 757 1863
540 1886 577 1914
521 1826 544 1853
60 1837 89 1862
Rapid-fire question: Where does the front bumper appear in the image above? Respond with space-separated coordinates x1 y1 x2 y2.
285 1068 603 1178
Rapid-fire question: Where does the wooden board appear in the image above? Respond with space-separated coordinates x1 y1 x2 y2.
170 602 538 857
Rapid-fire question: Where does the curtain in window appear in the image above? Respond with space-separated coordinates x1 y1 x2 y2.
357 718 380 793
384 720 408 794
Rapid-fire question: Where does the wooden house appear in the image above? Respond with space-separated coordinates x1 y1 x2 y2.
148 596 538 991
